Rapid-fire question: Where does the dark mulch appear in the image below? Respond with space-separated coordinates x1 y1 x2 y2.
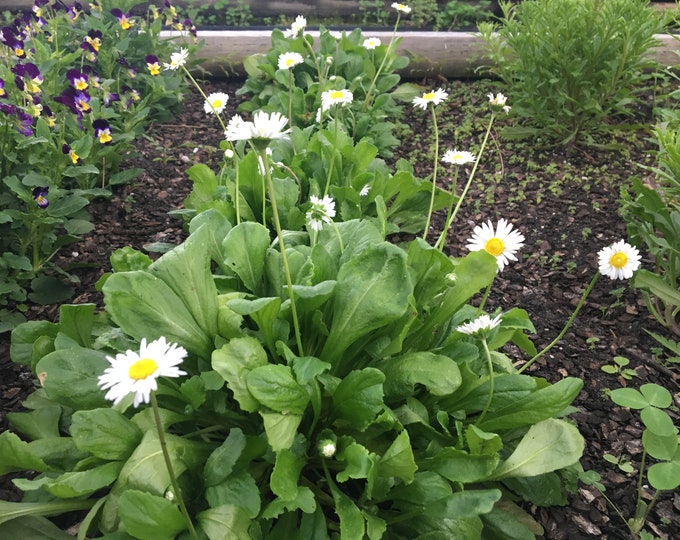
1 77 679 538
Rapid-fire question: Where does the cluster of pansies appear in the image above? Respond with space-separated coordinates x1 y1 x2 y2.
0 0 198 319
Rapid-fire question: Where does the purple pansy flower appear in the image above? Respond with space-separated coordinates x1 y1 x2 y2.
32 186 49 208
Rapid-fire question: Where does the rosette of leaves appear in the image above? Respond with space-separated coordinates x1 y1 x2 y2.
3 212 584 539
181 131 451 234
237 26 410 157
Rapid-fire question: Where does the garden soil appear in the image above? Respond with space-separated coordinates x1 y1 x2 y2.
1 78 679 539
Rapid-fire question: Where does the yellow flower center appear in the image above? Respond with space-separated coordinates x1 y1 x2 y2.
484 237 505 257
128 358 158 381
423 91 435 100
285 58 295 67
330 90 345 100
211 99 223 109
609 251 628 269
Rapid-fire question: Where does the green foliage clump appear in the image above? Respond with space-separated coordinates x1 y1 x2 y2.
479 0 662 146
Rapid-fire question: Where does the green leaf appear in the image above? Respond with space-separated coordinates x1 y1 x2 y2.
70 409 143 460
640 406 677 437
197 504 253 540
477 377 583 431
379 352 462 398
378 430 416 484
466 425 503 456
204 428 247 487
103 271 212 358
118 490 186 540
271 449 305 500
642 429 679 461
321 243 411 369
58 304 96 348
149 224 219 339
28 276 74 305
7 406 61 441
43 461 123 498
639 383 672 409
609 387 649 409
0 500 94 526
331 485 365 540
491 419 584 479
35 348 109 410
633 269 680 307
9 321 58 366
212 337 269 412
332 368 385 431
204 470 261 519
101 430 211 532
481 500 544 540
647 460 680 491
337 442 376 483
431 489 501 520
0 431 48 475
0 515 75 539
260 412 302 451
426 447 499 483
246 364 310 414
223 222 271 295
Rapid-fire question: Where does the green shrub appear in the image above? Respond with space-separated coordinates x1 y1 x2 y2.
479 0 662 146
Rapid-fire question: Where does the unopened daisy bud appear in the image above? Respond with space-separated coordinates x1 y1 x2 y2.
319 440 336 458
224 148 234 159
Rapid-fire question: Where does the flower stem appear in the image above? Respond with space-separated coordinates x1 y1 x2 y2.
476 338 494 425
259 148 304 355
150 392 198 540
422 104 440 242
362 14 400 112
518 272 600 374
434 113 496 251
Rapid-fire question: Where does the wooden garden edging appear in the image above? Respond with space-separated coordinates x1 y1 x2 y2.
166 30 680 79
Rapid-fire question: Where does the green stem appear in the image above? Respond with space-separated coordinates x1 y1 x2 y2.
323 117 339 197
518 272 600 374
476 282 493 315
422 104 440 242
259 147 304 355
475 338 494 426
434 113 496 251
150 392 198 540
287 69 294 133
181 66 227 132
362 14 400 112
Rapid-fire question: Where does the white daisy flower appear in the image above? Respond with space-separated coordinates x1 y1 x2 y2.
306 195 336 231
598 240 641 280
224 111 290 142
163 48 189 71
278 51 304 70
363 37 381 50
391 2 412 13
203 91 229 114
359 184 370 197
442 149 476 165
466 218 525 272
283 15 307 38
98 337 187 407
457 313 502 336
412 88 448 110
488 92 511 113
321 89 353 112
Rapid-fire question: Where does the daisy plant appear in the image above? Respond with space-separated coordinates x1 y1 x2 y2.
98 337 198 539
411 87 450 242
434 92 511 251
518 239 641 373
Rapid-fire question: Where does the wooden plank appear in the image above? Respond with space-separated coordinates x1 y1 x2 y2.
167 30 680 78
